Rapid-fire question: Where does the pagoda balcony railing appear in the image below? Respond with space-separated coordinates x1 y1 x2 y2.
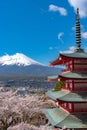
62 68 87 73
74 109 87 112
73 68 87 72
61 106 87 113
74 88 87 91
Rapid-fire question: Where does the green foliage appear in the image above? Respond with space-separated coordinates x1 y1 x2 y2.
54 81 65 91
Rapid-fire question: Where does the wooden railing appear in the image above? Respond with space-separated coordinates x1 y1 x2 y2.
73 68 87 72
74 88 87 91
74 108 87 112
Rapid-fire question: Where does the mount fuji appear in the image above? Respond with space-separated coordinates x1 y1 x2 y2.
0 53 61 78
0 53 42 66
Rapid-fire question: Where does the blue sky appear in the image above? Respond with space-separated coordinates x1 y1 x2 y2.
0 0 87 65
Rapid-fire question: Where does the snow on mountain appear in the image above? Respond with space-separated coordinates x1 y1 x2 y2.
0 53 62 77
0 53 42 66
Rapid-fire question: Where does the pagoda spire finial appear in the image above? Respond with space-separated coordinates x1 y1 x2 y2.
75 8 84 52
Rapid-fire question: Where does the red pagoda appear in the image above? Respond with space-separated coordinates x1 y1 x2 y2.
43 8 87 130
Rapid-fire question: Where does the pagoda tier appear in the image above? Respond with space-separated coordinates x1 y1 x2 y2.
48 72 87 92
46 90 87 113
50 54 87 73
49 52 87 65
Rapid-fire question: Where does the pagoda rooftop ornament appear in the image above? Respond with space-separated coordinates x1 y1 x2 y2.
75 8 84 52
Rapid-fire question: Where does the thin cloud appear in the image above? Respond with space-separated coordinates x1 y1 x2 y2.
54 46 59 49
68 0 87 18
72 26 75 31
58 32 64 43
60 46 76 54
82 32 87 39
49 47 53 50
84 47 87 52
49 4 67 16
58 32 64 39
49 46 59 50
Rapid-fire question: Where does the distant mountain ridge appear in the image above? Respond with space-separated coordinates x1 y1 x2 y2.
0 53 62 77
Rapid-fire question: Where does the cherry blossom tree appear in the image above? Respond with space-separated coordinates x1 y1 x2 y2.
0 87 55 129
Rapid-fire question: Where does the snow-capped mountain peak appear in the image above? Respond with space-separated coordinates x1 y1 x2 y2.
0 53 42 66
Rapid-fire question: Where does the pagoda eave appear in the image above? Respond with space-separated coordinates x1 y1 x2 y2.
46 90 87 103
43 107 87 129
59 72 87 80
48 75 58 82
48 72 87 82
49 52 87 66
49 59 63 66
49 56 70 66
60 52 87 59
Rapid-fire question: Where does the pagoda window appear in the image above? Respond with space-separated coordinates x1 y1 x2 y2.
65 80 73 90
69 80 73 90
65 62 69 71
65 82 68 89
70 83 72 90
64 103 67 108
65 60 73 71
70 64 72 69
69 103 72 110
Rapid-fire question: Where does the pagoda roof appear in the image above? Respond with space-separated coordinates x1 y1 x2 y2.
60 51 87 59
59 72 87 80
48 72 87 81
43 107 87 129
50 52 87 66
46 90 87 102
49 58 65 66
48 75 58 82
